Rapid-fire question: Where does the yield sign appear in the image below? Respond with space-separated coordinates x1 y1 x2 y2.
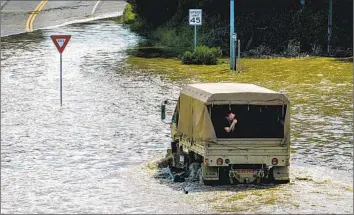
50 35 71 53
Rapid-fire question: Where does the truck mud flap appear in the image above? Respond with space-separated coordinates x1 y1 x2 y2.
201 164 219 181
272 166 290 182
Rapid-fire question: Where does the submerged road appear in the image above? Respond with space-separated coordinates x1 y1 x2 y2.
1 0 126 37
1 0 353 214
1 2 208 213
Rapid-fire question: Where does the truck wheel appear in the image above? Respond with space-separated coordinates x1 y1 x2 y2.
183 151 194 168
187 151 195 166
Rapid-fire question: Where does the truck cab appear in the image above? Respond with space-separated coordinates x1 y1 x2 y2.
161 83 290 185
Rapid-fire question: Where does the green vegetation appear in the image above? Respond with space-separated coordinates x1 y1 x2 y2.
126 0 352 57
127 55 352 157
227 192 248 201
295 176 313 181
346 187 353 192
182 46 222 65
213 205 249 213
127 55 352 116
213 188 283 212
141 162 158 172
263 198 277 205
109 3 136 24
153 25 195 54
122 3 136 24
290 148 297 154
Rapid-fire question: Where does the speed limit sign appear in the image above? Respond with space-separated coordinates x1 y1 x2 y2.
189 9 202 25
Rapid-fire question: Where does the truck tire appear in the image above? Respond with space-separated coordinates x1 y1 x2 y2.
186 151 195 167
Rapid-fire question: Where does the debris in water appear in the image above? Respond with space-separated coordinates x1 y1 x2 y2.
155 155 172 168
295 176 313 181
345 186 353 192
186 162 202 182
182 186 188 194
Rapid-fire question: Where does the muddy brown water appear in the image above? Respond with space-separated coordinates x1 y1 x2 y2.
1 19 353 213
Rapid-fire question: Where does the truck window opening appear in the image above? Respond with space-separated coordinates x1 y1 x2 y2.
208 104 286 138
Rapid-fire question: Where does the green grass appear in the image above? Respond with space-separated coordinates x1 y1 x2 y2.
127 55 352 158
127 56 353 118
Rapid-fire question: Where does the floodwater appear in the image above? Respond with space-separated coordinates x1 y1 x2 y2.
1 19 353 213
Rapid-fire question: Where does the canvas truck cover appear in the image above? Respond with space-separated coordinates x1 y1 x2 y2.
176 83 290 143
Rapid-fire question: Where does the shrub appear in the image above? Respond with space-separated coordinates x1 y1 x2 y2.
153 25 194 54
182 46 222 65
283 40 301 57
123 3 136 24
246 45 272 57
181 51 193 64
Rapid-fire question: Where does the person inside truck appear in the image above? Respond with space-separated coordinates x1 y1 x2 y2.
224 111 238 133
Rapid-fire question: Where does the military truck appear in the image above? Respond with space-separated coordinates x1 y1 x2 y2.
161 83 290 185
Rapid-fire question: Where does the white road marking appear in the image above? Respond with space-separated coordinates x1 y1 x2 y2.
0 0 9 10
91 0 101 16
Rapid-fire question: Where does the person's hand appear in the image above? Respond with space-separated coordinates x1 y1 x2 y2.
224 127 231 132
230 119 237 131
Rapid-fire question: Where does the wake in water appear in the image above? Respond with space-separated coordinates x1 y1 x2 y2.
146 155 353 214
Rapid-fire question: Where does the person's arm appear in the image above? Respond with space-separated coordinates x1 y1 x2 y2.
224 127 231 132
224 117 237 133
224 119 231 132
229 119 237 131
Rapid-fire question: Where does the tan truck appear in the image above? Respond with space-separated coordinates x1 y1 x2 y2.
161 83 290 185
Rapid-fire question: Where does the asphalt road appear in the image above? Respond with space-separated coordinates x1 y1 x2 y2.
1 0 127 37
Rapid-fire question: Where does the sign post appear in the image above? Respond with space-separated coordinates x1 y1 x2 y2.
50 35 71 106
194 24 197 51
230 0 235 71
237 39 241 73
232 33 237 71
327 0 332 54
189 9 202 51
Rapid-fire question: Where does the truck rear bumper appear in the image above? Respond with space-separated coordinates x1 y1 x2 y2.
204 155 289 167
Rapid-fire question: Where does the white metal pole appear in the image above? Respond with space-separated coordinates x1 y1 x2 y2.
238 39 241 72
230 0 235 70
60 53 62 106
194 25 197 51
327 0 332 54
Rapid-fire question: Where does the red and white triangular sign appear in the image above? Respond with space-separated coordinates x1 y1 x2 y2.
50 35 71 53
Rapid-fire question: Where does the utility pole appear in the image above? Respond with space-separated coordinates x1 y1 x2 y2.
230 0 235 70
327 0 332 54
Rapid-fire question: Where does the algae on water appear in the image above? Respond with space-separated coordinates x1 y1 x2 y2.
127 56 353 170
